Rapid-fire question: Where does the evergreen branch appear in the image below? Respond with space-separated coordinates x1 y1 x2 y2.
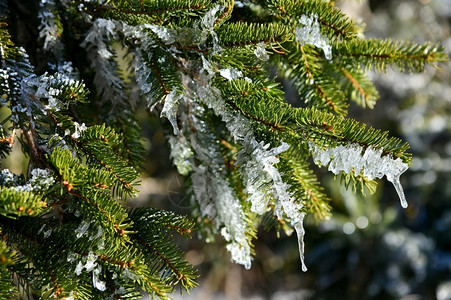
216 22 291 47
213 0 234 27
0 217 92 299
129 208 195 237
100 0 210 25
336 65 379 109
0 265 16 299
266 0 357 40
46 111 140 197
129 208 197 291
49 148 131 241
221 82 411 163
112 112 147 169
134 49 182 109
0 188 47 219
272 43 348 114
292 107 412 163
279 155 331 220
297 45 347 114
0 240 16 299
334 39 448 71
79 125 141 196
0 125 14 159
0 22 19 61
340 172 378 196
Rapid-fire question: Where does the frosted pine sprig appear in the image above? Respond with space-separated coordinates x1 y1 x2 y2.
309 142 409 208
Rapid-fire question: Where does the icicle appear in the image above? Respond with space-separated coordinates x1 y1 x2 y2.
309 142 409 208
292 213 307 272
295 14 332 60
201 5 223 29
215 179 252 269
184 58 304 271
391 176 408 208
199 5 225 54
160 90 181 135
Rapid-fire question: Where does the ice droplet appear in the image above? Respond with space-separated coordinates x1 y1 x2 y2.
75 261 83 275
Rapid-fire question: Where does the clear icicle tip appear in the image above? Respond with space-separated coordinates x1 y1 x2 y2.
292 214 308 272
390 176 408 208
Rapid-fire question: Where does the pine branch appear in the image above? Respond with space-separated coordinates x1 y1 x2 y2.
265 0 358 40
217 22 291 47
333 65 379 109
274 43 348 114
279 153 331 220
129 209 197 291
334 39 448 71
99 0 211 25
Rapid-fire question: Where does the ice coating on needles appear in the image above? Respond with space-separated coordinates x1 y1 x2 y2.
309 142 409 208
185 59 308 271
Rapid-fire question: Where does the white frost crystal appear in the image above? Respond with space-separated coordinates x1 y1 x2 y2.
295 14 332 60
38 0 64 58
216 179 252 269
29 168 55 190
309 142 409 208
254 42 269 61
73 250 98 275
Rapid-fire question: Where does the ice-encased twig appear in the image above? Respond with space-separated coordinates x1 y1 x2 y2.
309 142 409 208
